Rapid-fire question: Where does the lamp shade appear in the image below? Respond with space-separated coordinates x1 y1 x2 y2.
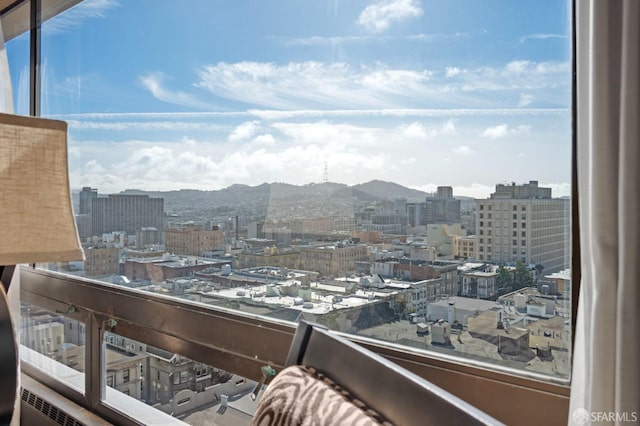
0 113 84 264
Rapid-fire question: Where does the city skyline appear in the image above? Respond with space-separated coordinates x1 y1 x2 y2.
7 0 573 198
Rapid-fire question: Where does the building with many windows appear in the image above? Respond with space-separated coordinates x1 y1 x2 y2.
406 186 461 227
84 246 120 277
237 247 301 270
165 223 224 256
475 181 569 273
299 243 368 277
455 235 477 259
91 194 164 236
78 186 98 215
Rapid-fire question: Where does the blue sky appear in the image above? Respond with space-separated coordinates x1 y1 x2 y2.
7 0 572 197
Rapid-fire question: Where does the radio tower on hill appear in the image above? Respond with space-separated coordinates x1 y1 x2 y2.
323 161 328 184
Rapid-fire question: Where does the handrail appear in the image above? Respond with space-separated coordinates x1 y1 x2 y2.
20 266 570 425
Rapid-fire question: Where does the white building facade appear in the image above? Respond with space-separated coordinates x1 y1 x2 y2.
475 181 569 273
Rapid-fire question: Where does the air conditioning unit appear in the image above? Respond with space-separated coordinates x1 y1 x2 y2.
20 375 112 426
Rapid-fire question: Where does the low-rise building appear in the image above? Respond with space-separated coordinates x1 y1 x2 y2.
165 223 224 256
84 246 120 277
455 235 477 259
460 263 499 299
467 308 530 355
299 243 368 277
124 256 228 282
136 227 163 248
237 247 300 269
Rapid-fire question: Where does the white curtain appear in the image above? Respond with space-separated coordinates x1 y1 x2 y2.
571 0 640 424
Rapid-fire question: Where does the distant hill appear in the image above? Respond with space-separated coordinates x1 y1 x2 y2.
352 180 429 201
72 180 442 221
81 181 475 210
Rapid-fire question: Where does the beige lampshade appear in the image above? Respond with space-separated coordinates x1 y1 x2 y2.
0 112 84 264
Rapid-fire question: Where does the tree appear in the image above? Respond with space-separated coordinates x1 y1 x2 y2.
496 265 513 293
514 261 534 289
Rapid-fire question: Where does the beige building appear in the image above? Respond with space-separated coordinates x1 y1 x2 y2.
544 269 571 296
146 347 228 405
427 223 466 257
299 244 368 277
105 349 147 399
165 224 224 256
334 217 357 232
455 235 477 259
475 181 569 273
84 246 120 277
237 248 301 269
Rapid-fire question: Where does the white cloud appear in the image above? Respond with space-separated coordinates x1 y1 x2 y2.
277 32 465 46
543 182 571 198
66 119 226 132
513 124 531 134
133 58 570 111
517 94 534 107
65 110 570 195
445 67 462 78
248 108 567 121
440 119 456 134
453 145 475 156
361 69 433 87
272 121 381 147
402 122 428 138
505 60 530 76
481 123 530 139
252 134 276 146
358 0 423 32
481 124 509 139
520 33 567 43
228 121 261 142
195 61 441 109
43 0 119 35
140 72 218 110
401 119 456 139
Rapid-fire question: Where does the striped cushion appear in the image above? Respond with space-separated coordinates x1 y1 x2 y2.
252 365 392 426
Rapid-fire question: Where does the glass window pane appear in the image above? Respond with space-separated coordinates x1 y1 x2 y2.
20 303 86 393
102 332 254 425
41 0 572 384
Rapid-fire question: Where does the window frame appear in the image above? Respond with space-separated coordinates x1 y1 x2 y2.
7 0 579 424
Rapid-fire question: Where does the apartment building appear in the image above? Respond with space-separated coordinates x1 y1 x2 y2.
299 243 368 277
236 248 301 269
475 181 569 273
455 235 477 259
84 246 120 277
165 224 224 256
91 194 164 235
406 186 461 227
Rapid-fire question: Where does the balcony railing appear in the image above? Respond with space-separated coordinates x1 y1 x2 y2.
19 266 570 425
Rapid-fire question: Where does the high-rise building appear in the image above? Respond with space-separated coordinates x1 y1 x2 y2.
92 194 164 235
406 186 461 227
75 214 92 239
475 181 569 273
79 187 98 215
